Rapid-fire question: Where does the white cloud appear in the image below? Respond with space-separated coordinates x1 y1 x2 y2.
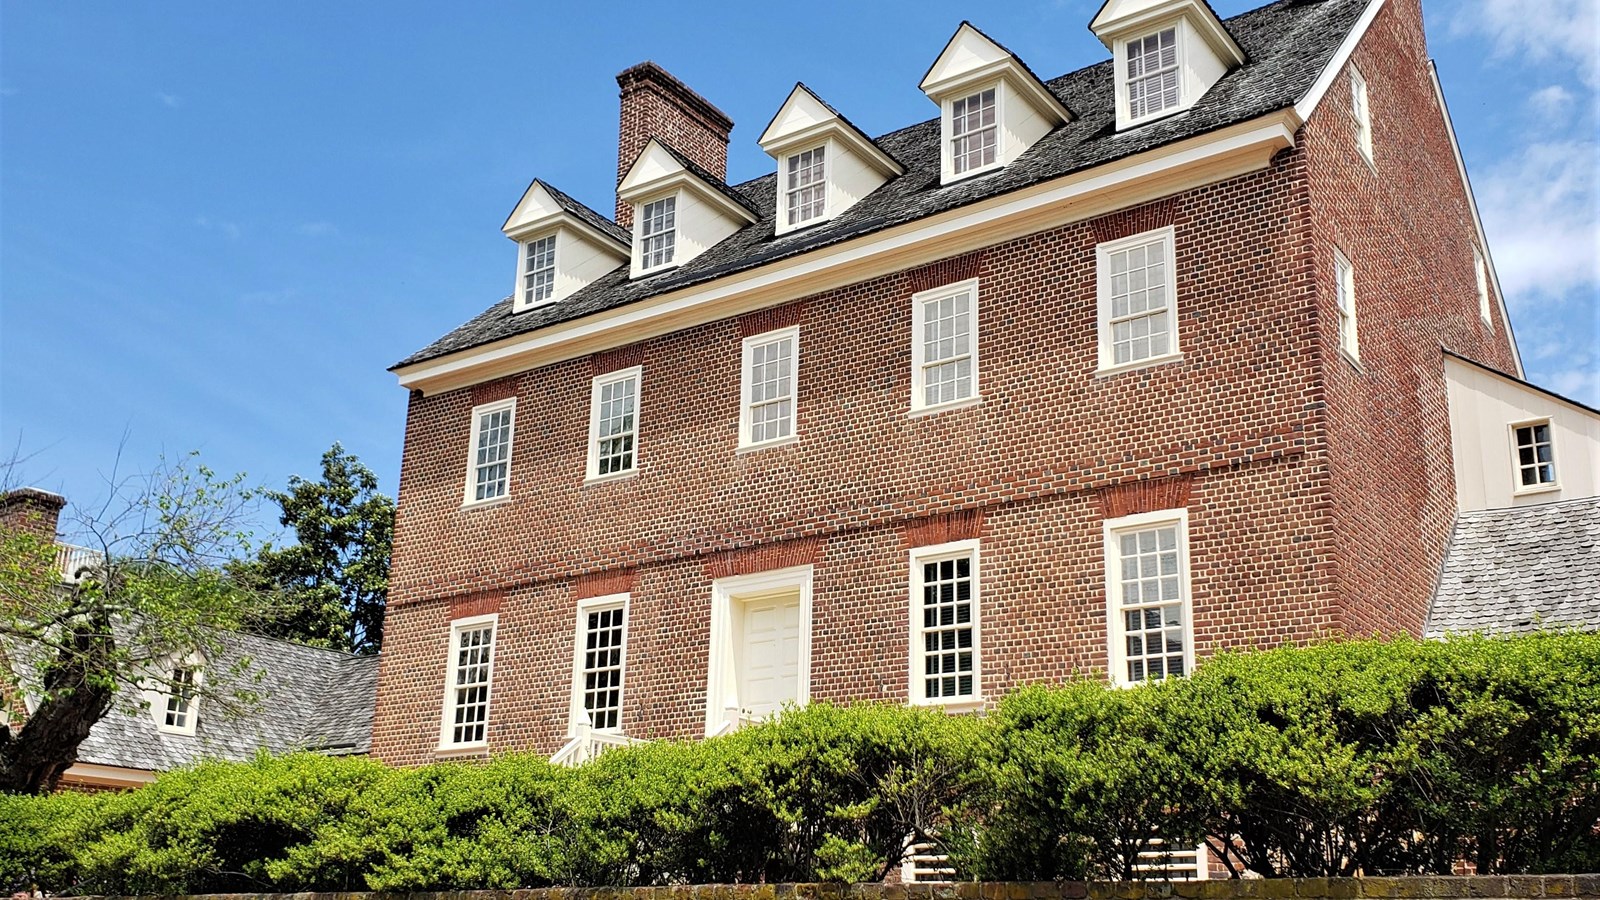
1453 0 1600 88
295 221 339 237
156 92 181 108
1476 140 1600 306
193 215 241 240
1530 84 1575 118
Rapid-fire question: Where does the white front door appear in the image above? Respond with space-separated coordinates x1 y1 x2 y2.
738 592 801 719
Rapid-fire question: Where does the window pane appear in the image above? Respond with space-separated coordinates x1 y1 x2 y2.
919 553 977 700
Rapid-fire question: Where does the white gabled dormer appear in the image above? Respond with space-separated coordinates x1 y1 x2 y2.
758 84 904 236
920 22 1073 186
1090 0 1245 131
618 138 759 278
502 180 631 312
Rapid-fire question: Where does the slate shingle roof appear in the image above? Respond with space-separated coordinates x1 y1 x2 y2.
1425 497 1600 638
536 180 632 247
395 0 1369 370
71 630 379 772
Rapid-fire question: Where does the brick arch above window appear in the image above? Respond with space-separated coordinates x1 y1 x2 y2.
1089 197 1181 245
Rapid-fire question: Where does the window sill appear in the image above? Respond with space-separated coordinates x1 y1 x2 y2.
910 395 983 418
156 725 198 737
941 162 1004 185
1096 352 1183 379
737 435 799 455
434 742 490 759
460 495 514 512
632 263 680 280
1340 348 1364 373
583 469 638 487
1513 483 1562 498
910 697 985 714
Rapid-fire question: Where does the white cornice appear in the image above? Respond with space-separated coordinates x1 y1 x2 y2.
396 110 1299 396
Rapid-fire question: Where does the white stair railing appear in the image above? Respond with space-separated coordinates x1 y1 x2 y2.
550 717 644 766
54 544 103 584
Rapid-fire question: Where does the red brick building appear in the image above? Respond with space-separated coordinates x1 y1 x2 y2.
371 0 1566 769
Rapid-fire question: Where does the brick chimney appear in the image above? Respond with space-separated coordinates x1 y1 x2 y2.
614 61 735 228
0 487 65 544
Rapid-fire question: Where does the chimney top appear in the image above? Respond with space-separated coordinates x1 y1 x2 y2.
0 487 66 543
614 61 735 227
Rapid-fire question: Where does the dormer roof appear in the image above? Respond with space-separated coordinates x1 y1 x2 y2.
918 21 1073 125
758 83 904 178
502 179 632 253
1090 0 1245 67
618 138 761 224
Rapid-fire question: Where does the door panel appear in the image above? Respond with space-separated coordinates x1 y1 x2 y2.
739 595 801 718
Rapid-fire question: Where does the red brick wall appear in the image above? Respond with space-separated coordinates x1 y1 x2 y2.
1300 0 1520 637
614 62 733 228
374 150 1339 762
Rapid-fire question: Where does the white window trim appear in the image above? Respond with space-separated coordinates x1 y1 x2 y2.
1121 26 1186 128
151 656 204 736
1350 65 1374 166
738 325 801 450
1096 225 1182 375
940 83 1004 184
1508 418 1561 496
462 397 516 508
514 231 560 312
910 277 981 414
783 145 830 229
1334 246 1359 364
437 612 498 753
585 366 643 483
907 539 983 709
567 593 630 738
1474 245 1493 329
1104 508 1195 688
634 191 681 276
704 565 815 736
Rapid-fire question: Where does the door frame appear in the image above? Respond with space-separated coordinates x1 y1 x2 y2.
704 564 814 736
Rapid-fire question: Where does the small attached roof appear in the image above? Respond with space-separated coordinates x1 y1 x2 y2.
1089 0 1245 65
758 83 904 176
1426 496 1600 638
502 179 632 252
919 21 1074 125
619 138 761 223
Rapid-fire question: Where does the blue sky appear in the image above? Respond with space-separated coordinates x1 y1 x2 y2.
2 0 1596 541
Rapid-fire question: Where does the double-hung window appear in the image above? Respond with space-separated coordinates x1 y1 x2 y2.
1474 245 1493 328
909 540 980 706
949 88 997 176
639 196 677 271
1105 510 1192 685
1334 248 1359 361
522 234 557 306
740 327 798 447
1512 420 1557 491
571 595 628 733
1097 227 1178 371
911 279 979 411
1351 66 1373 164
157 665 200 734
1126 29 1179 121
785 146 827 226
465 398 515 505
441 615 496 748
587 367 641 480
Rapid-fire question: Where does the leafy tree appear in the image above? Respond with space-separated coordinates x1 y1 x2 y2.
238 443 393 655
0 452 280 794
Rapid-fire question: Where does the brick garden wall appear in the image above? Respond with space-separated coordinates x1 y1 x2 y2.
78 876 1600 900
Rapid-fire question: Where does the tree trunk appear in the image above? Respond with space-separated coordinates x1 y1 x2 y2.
0 620 117 794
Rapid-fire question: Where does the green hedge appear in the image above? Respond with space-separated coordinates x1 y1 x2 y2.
5 634 1597 894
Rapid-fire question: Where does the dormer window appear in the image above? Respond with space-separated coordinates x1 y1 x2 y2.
522 235 557 306
1126 29 1180 121
785 146 827 227
639 196 677 271
164 668 197 729
151 659 203 736
949 88 998 176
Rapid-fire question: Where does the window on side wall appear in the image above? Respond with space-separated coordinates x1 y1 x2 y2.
1511 420 1558 492
587 367 641 481
440 615 497 748
909 540 981 707
1351 65 1373 164
570 595 629 734
740 326 799 448
1474 245 1493 329
911 278 979 412
1097 227 1179 372
1334 248 1359 362
464 398 515 505
1105 510 1193 686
